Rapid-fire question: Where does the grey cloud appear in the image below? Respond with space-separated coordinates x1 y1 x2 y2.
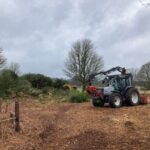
0 0 150 77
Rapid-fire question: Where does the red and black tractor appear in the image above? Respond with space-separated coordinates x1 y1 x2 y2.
86 66 148 108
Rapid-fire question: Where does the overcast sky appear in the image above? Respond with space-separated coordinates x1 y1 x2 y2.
0 0 150 78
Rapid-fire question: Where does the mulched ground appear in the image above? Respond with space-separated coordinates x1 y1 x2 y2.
0 97 150 150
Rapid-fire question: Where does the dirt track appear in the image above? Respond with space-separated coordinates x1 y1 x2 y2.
0 99 150 150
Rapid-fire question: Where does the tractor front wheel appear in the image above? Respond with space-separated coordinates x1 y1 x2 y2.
109 93 122 108
92 97 104 107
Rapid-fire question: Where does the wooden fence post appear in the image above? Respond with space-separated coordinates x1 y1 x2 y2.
10 112 15 124
15 99 20 132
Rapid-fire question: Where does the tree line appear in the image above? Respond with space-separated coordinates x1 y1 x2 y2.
0 49 68 98
0 39 150 99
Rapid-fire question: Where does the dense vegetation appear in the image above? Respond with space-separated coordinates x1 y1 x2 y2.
22 73 53 89
0 45 150 103
0 66 89 103
0 70 69 98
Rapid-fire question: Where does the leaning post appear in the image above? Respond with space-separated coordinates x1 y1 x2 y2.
15 99 20 132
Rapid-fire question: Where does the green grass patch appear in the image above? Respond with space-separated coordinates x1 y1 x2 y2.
52 89 90 103
69 91 90 103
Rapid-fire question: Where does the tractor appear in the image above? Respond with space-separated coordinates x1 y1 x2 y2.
86 66 148 108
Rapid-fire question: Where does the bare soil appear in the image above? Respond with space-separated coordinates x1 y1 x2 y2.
0 97 150 150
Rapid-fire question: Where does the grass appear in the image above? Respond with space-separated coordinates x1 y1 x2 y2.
52 89 90 103
69 91 90 103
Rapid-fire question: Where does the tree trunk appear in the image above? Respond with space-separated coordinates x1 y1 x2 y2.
82 84 86 92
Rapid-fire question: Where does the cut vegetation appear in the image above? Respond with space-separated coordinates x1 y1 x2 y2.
0 96 149 150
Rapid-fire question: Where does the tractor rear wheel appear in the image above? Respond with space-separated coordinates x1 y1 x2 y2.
109 93 122 108
92 97 104 107
125 88 140 106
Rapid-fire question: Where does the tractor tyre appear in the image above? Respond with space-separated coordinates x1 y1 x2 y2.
109 93 122 108
125 88 140 106
92 97 104 107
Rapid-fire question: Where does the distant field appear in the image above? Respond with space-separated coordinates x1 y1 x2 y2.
0 96 149 150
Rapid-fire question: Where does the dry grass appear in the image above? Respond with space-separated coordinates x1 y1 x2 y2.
140 90 150 97
0 101 15 142
0 95 149 150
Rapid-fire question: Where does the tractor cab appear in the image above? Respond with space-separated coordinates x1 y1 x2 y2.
104 74 133 92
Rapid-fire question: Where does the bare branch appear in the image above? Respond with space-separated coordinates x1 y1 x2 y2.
138 62 150 89
139 0 150 7
0 48 6 70
9 62 20 75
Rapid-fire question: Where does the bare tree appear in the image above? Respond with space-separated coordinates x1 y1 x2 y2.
127 68 139 81
64 39 104 91
137 62 150 89
9 62 20 75
0 49 6 70
139 0 150 7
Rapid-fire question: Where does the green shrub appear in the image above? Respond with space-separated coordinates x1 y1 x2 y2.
42 87 49 94
51 89 89 103
15 79 32 93
0 69 18 98
52 89 70 98
22 73 53 89
30 89 42 97
69 91 89 103
53 79 68 89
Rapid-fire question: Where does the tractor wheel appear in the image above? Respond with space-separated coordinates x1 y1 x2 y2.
109 93 122 108
92 97 104 107
125 88 140 106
